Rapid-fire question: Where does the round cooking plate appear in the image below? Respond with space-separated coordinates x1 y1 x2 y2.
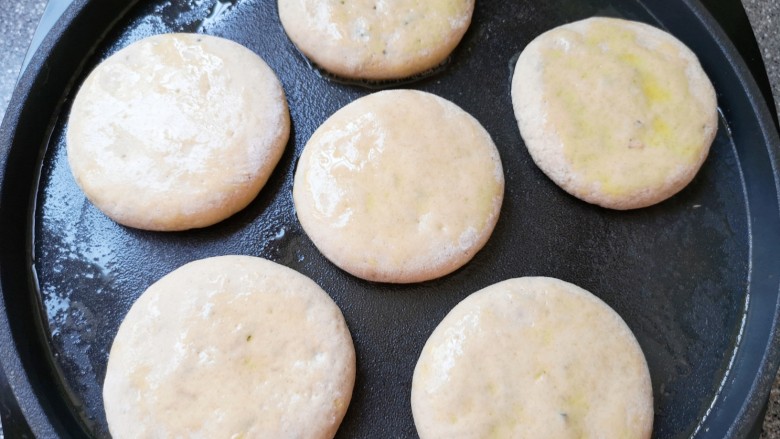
1 0 779 437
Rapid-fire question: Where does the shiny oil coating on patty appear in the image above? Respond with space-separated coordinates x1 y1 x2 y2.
67 33 290 231
293 90 504 283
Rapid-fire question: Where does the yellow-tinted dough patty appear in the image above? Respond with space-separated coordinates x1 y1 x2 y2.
511 17 717 209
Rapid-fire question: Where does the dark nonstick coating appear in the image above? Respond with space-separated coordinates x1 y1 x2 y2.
1 0 779 437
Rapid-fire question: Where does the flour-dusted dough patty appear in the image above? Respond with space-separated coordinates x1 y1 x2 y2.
512 17 718 210
293 90 504 283
67 33 290 231
412 277 653 439
278 0 474 80
103 256 356 439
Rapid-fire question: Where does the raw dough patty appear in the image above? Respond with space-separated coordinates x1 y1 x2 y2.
293 90 504 283
103 256 356 439
511 17 718 210
278 0 475 80
67 33 290 231
412 277 653 439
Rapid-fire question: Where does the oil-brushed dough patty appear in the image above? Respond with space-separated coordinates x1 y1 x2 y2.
293 90 504 283
278 0 475 80
412 277 653 438
512 17 717 210
103 256 356 439
67 33 290 231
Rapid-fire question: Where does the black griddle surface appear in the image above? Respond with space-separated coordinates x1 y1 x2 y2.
2 0 780 438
